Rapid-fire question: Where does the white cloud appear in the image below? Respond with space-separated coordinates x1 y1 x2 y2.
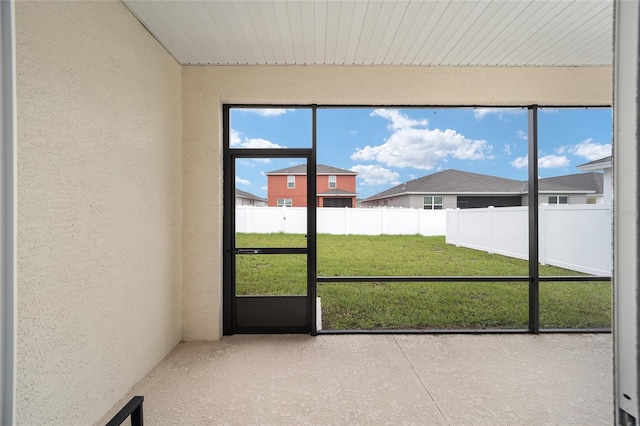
539 155 570 168
352 128 492 170
557 138 611 161
371 109 428 130
235 176 250 186
503 144 512 156
260 186 268 191
238 138 284 149
350 164 400 186
230 129 242 146
474 108 525 120
516 130 528 140
353 109 491 170
349 130 358 135
510 155 570 169
511 156 528 169
238 108 293 117
230 129 284 155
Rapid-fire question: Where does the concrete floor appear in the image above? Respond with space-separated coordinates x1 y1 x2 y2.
99 334 612 425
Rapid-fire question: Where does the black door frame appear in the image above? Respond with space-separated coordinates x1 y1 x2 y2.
223 105 317 335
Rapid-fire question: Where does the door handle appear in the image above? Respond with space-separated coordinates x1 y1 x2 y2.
235 249 262 254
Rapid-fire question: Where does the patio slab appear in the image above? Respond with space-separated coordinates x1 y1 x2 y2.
98 334 612 425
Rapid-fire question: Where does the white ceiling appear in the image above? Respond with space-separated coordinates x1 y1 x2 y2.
122 0 613 66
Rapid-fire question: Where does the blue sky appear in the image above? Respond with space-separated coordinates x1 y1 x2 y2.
231 107 612 199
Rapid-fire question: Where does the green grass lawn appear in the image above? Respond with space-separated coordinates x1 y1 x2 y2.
235 233 611 330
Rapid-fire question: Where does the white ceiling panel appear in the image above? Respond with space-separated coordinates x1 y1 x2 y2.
122 0 614 66
360 1 396 64
429 1 487 65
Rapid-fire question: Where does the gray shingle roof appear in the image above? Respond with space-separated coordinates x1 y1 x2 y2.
538 172 603 194
366 169 524 200
577 156 612 168
266 164 357 175
235 189 266 201
364 169 603 201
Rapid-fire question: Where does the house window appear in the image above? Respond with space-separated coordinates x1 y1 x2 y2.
548 195 568 205
287 175 295 188
277 198 292 207
329 175 336 188
424 196 443 210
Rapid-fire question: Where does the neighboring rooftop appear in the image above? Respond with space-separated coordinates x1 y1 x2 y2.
539 173 603 194
235 189 266 202
364 170 524 200
364 169 603 201
577 156 612 171
266 164 357 175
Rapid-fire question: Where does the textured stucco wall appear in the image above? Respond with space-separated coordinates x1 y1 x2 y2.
182 64 611 341
15 1 182 424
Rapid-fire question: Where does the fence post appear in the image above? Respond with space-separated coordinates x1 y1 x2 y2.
539 203 547 265
455 208 461 247
418 208 424 236
488 206 494 254
345 207 349 236
444 209 450 243
381 208 385 235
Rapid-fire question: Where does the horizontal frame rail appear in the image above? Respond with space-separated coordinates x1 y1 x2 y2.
540 328 611 333
317 276 530 283
317 276 611 283
318 328 611 335
233 247 307 255
228 148 311 158
539 276 611 282
225 104 611 109
318 329 531 335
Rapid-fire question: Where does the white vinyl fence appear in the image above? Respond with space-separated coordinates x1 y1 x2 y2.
236 204 612 275
446 204 612 276
235 206 447 236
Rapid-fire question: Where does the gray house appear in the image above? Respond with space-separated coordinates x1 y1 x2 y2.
235 189 267 206
360 169 604 209
577 156 612 204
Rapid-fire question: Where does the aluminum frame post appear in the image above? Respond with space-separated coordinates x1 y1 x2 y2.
528 106 540 334
0 0 17 423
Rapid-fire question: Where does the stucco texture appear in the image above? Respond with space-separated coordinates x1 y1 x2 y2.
181 65 612 341
15 1 182 424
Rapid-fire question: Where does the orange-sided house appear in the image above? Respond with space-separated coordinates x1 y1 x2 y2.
265 164 358 208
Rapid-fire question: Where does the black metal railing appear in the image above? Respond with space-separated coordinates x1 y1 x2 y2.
106 396 144 426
